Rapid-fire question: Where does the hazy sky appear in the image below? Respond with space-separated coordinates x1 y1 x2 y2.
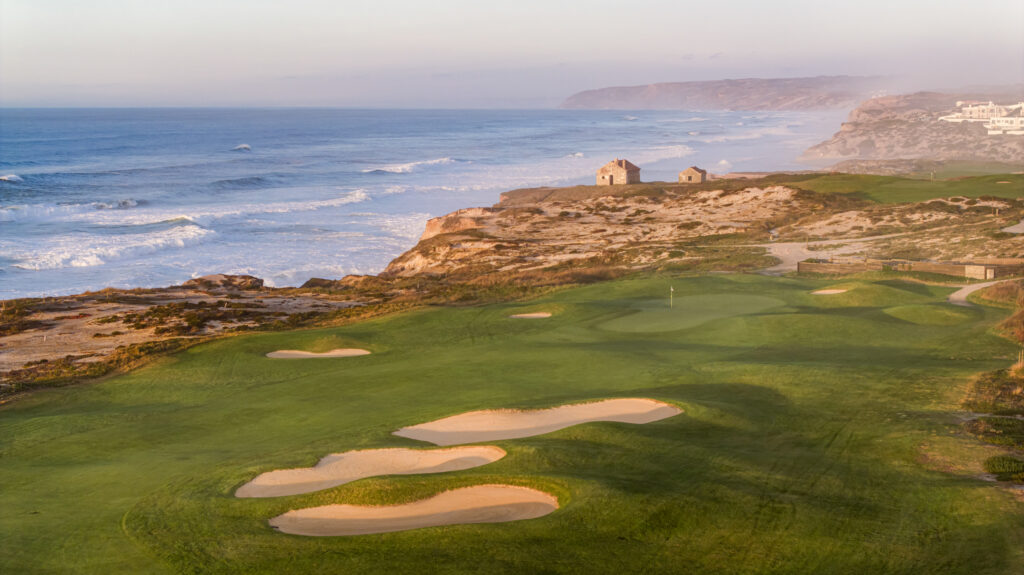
1 0 1022 107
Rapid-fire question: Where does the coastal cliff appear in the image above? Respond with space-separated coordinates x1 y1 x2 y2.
802 91 1024 164
560 76 887 110
384 176 1023 280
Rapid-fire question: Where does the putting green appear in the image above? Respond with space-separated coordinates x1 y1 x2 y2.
599 294 784 333
884 304 979 326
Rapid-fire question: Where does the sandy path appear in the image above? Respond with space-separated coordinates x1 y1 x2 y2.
947 280 1009 306
509 312 552 319
266 348 370 359
394 398 682 446
236 446 506 498
269 485 558 536
754 233 907 275
812 289 848 295
1003 219 1024 234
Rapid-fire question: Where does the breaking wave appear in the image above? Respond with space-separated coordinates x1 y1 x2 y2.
0 190 369 225
0 174 23 182
362 157 458 174
11 224 215 270
211 175 275 189
93 198 141 210
232 144 252 151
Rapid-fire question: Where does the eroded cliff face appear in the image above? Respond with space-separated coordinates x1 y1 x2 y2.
419 208 494 241
802 92 1024 164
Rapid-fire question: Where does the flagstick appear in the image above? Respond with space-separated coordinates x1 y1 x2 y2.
670 286 673 309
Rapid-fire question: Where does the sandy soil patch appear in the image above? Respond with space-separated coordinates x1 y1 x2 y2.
236 446 506 498
266 348 370 359
269 484 558 536
394 398 682 446
812 289 848 295
1002 219 1024 234
508 312 552 319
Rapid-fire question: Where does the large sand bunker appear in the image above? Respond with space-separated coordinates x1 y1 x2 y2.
394 398 682 446
236 446 506 498
269 485 558 536
509 312 552 319
266 348 371 359
812 289 848 295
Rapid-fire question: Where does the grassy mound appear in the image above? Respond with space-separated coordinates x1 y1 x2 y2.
883 304 979 326
963 369 1024 415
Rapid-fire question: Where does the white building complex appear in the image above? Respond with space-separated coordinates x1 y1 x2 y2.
939 101 1024 134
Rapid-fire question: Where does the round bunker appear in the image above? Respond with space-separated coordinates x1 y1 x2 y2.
394 398 682 446
812 289 848 295
266 348 371 359
269 485 558 536
509 312 552 319
236 446 506 498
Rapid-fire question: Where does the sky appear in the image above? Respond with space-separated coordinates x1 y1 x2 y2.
1 0 1022 107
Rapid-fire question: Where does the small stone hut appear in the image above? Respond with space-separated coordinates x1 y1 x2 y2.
679 166 707 184
596 159 641 186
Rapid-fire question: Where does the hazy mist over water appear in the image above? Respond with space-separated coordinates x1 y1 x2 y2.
1 0 1021 108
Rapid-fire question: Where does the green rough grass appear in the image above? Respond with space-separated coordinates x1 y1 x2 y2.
966 417 1024 449
1 274 1023 574
788 173 1024 204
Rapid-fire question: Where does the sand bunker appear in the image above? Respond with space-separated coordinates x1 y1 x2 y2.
508 312 552 319
269 485 558 536
266 348 370 359
812 289 848 295
236 446 506 498
394 398 682 446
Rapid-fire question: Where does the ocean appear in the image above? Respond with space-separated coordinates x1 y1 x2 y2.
0 108 844 299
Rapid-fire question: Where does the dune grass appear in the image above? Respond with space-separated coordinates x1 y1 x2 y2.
1 274 1023 574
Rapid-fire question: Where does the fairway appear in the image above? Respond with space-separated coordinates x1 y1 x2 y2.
1 274 1023 574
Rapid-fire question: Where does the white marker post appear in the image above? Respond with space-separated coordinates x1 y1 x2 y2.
670 285 674 309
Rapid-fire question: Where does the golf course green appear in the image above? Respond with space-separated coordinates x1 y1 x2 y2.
1 273 1022 573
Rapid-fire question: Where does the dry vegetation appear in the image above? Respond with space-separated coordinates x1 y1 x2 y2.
960 281 1024 484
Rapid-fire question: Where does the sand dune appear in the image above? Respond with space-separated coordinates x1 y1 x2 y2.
394 398 682 446
812 289 848 295
266 348 371 359
269 485 558 536
236 446 506 498
509 312 552 319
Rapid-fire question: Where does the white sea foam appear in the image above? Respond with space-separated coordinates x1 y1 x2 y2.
0 189 370 226
10 224 215 270
0 174 23 182
699 126 794 143
362 157 457 174
232 144 252 151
